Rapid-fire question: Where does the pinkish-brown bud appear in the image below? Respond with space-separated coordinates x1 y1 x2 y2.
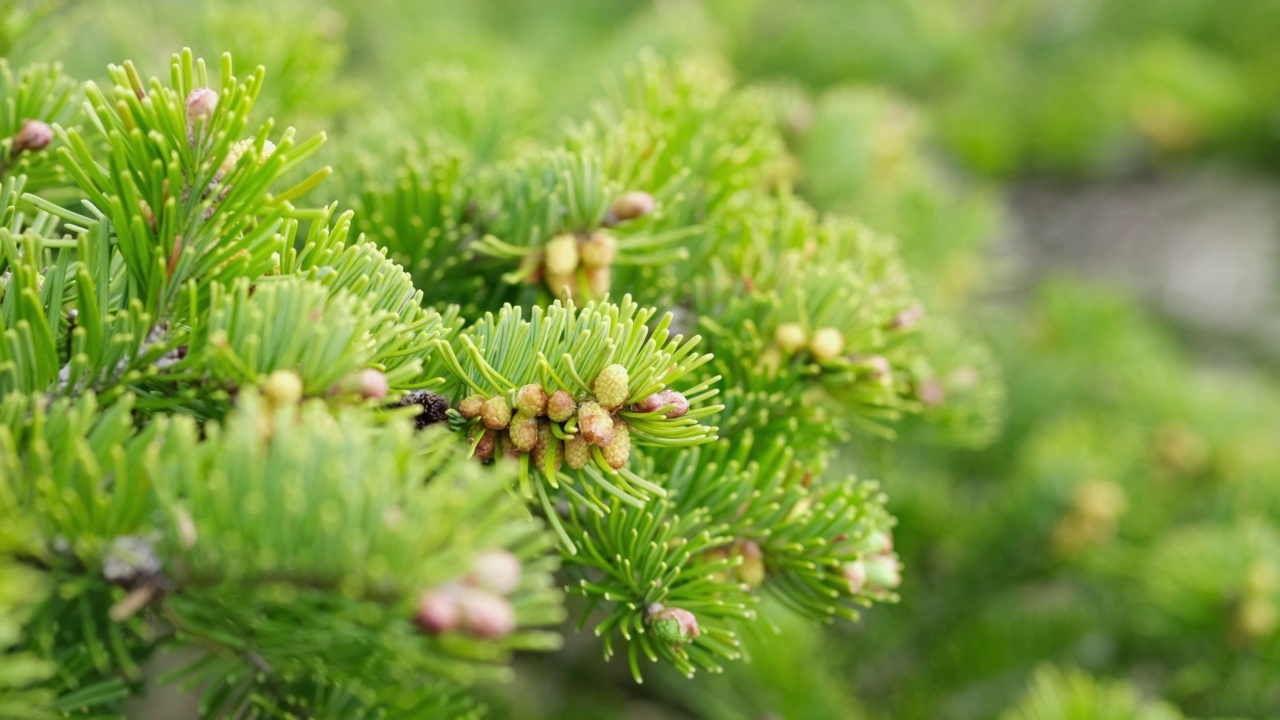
467 550 522 595
415 588 460 634
457 588 517 638
11 119 53 154
185 88 219 125
611 191 655 222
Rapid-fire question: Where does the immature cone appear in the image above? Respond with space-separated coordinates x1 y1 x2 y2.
546 390 577 422
473 428 497 462
593 364 630 411
918 378 946 407
545 269 576 300
577 401 615 446
564 433 591 469
544 234 579 275
264 370 304 408
865 555 902 590
602 418 631 470
861 355 893 384
481 395 513 430
346 368 388 400
458 394 486 419
532 420 563 472
457 588 517 638
579 231 618 268
11 119 53 154
843 560 868 594
516 383 548 416
891 304 925 330
584 265 611 298
185 88 219 125
862 530 893 555
509 410 538 451
647 605 700 645
809 327 845 362
611 191 655 222
467 550 522 595
734 540 766 588
775 322 807 354
415 588 460 634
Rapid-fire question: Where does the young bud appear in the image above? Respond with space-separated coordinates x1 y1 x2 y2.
481 395 513 430
657 389 690 419
843 560 868 594
809 327 845 362
546 389 577 422
891 304 925 330
632 393 665 414
865 555 902 590
11 119 53 154
734 540 766 588
509 410 538 451
516 383 548 416
702 546 732 584
584 265 611 298
647 605 700 645
457 589 517 638
577 401 615 446
336 368 387 400
861 530 893 555
861 355 893 383
544 233 579 275
611 191 656 222
264 370 304 408
415 588 460 634
580 231 618 268
545 269 576 300
918 378 946 407
564 432 591 469
467 550 522 595
473 428 497 462
775 322 807 354
593 364 630 411
185 88 219 125
602 418 631 470
458 394 486 419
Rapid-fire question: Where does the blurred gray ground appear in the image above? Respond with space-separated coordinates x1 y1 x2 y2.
1004 171 1280 356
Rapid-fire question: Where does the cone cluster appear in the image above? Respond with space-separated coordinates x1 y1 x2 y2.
415 549 523 639
842 530 901 597
540 191 654 301
458 363 658 472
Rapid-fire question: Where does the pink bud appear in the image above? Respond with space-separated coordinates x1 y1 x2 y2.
467 550 522 595
891 304 924 330
843 560 868 594
357 368 388 400
633 393 665 413
647 605 700 644
186 88 219 125
657 390 690 419
457 589 517 638
919 378 946 407
415 588 460 634
11 120 52 154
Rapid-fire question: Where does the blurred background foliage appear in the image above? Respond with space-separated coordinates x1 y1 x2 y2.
5 0 1278 718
